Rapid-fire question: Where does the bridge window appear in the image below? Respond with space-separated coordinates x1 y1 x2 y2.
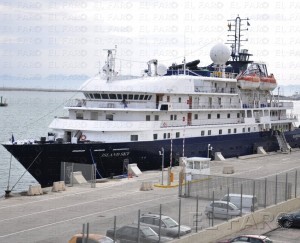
94 93 101 99
102 94 109 99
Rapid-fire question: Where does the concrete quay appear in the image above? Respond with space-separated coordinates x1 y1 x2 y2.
1 149 300 243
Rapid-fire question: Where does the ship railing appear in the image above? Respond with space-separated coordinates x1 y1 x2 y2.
210 71 238 79
65 99 156 109
270 114 298 121
269 101 294 109
242 103 273 109
274 101 294 109
65 99 86 107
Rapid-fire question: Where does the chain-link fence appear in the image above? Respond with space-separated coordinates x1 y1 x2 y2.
180 168 299 208
61 162 96 187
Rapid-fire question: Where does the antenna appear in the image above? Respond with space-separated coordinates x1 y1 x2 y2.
102 46 117 82
226 16 250 61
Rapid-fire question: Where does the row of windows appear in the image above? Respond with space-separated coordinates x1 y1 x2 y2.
131 127 256 141
85 93 152 101
145 113 241 122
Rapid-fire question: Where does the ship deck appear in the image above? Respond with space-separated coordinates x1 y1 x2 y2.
1 149 300 242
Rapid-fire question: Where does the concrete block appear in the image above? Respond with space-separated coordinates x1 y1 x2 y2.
140 181 153 191
27 184 43 196
257 146 267 154
52 181 67 192
223 166 235 174
71 171 87 184
128 163 142 176
215 152 225 161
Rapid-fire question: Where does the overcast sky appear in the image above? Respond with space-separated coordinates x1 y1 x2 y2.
1 0 300 86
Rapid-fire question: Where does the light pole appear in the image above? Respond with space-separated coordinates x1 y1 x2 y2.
159 147 164 185
207 144 213 158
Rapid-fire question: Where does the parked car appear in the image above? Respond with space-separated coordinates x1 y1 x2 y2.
69 233 113 243
218 234 273 243
106 224 171 242
277 211 300 228
138 213 192 237
220 194 258 213
204 200 240 219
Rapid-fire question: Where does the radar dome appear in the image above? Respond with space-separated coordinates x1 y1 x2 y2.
210 43 231 65
157 64 167 76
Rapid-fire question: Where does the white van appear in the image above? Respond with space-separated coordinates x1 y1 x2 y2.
221 194 258 213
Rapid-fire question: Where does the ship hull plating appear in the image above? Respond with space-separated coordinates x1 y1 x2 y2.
3 130 300 187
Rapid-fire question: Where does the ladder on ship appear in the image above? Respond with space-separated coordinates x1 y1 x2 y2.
275 130 291 153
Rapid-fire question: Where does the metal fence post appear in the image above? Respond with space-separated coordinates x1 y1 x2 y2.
113 216 117 243
264 178 267 208
212 191 214 227
275 174 278 205
295 170 298 198
159 204 162 242
86 222 89 243
178 198 181 239
252 180 255 212
285 173 288 201
81 223 85 243
196 195 199 232
240 184 243 216
137 210 140 243
227 187 229 221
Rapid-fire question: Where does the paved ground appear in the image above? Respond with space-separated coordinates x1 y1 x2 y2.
0 149 300 243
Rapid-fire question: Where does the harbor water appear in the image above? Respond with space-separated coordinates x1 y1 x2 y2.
0 90 300 197
0 91 82 197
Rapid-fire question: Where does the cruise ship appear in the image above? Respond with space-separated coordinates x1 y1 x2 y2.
3 17 300 187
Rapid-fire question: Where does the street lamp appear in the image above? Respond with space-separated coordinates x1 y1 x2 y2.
159 147 164 185
207 144 213 158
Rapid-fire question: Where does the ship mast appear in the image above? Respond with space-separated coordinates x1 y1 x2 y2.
226 16 253 74
102 46 117 82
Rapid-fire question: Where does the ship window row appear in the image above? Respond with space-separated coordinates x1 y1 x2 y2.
152 127 257 140
85 93 152 101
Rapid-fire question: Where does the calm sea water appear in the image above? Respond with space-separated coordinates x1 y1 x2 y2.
0 91 82 197
0 91 300 197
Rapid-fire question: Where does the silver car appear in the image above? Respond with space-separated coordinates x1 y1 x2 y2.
138 213 192 238
205 200 241 219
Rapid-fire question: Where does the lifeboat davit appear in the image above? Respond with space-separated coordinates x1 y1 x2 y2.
237 73 260 90
259 74 277 91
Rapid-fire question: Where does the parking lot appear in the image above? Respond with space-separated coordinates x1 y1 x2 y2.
0 150 300 242
266 227 300 242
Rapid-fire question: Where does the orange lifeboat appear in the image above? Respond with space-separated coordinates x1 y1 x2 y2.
259 74 277 91
237 73 260 90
